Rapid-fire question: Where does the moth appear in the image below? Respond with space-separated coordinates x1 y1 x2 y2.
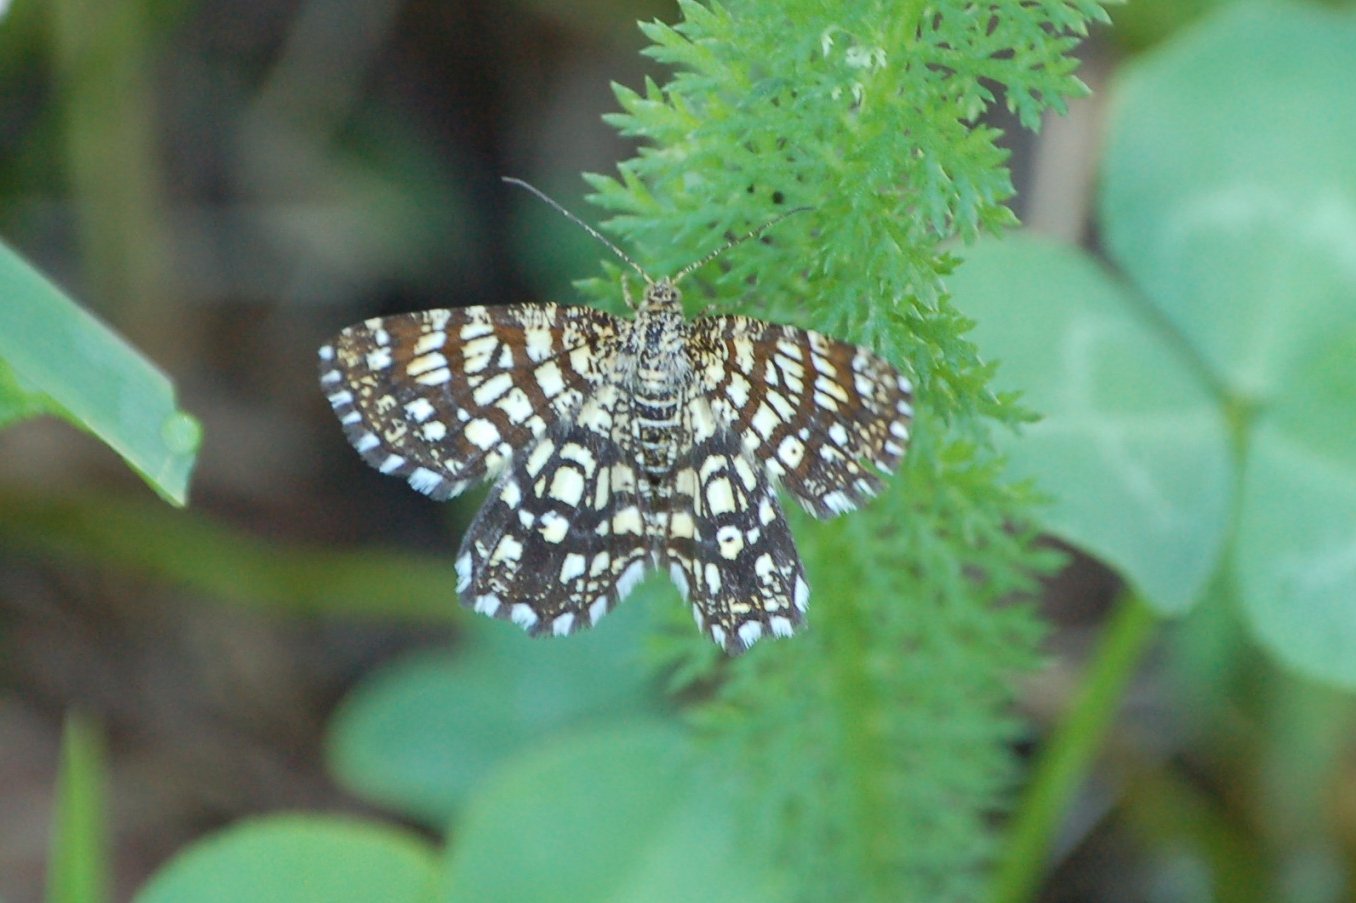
320 180 912 652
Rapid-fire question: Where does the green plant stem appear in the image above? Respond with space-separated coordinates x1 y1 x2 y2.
817 516 895 902
991 590 1159 903
47 713 109 903
0 490 462 621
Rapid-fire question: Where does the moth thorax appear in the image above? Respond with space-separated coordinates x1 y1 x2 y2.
640 278 682 313
631 310 690 391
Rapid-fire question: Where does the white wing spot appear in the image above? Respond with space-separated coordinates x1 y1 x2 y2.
559 443 597 471
726 372 751 408
560 552 587 582
612 506 643 535
710 623 729 649
459 321 494 341
472 372 513 407
548 468 585 506
366 347 393 371
465 418 501 451
407 352 447 376
716 525 745 559
510 603 539 628
705 477 737 515
823 491 854 514
405 398 435 422
750 404 779 439
536 360 566 397
732 456 758 491
498 387 535 422
670 509 695 540
455 553 473 592
539 510 569 543
737 621 764 648
525 441 556 477
408 467 444 495
413 330 446 355
669 564 690 599
415 367 451 386
589 596 610 625
491 534 523 564
524 326 554 362
617 560 647 599
704 562 722 595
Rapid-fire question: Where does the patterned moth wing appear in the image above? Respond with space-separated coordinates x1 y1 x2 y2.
660 422 810 651
652 317 913 650
319 304 620 502
451 396 652 638
321 303 661 640
690 316 914 519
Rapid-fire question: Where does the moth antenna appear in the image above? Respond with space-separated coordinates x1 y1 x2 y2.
502 177 651 284
673 205 813 283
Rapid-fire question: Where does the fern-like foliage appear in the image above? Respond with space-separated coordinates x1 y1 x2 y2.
583 1 1108 898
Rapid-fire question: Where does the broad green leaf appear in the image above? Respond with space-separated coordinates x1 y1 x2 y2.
1101 2 1356 402
1237 326 1356 688
442 723 787 903
0 240 199 504
47 713 109 903
1102 2 1356 685
327 590 664 827
956 235 1232 613
134 815 438 903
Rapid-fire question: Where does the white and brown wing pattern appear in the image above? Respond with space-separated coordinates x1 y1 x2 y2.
319 304 620 501
689 315 914 519
451 391 652 638
321 303 659 639
661 422 810 653
321 276 914 654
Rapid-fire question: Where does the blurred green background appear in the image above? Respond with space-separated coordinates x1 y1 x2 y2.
1 0 672 897
4 0 1356 901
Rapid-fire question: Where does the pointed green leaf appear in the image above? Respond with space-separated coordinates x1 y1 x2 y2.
0 240 199 505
